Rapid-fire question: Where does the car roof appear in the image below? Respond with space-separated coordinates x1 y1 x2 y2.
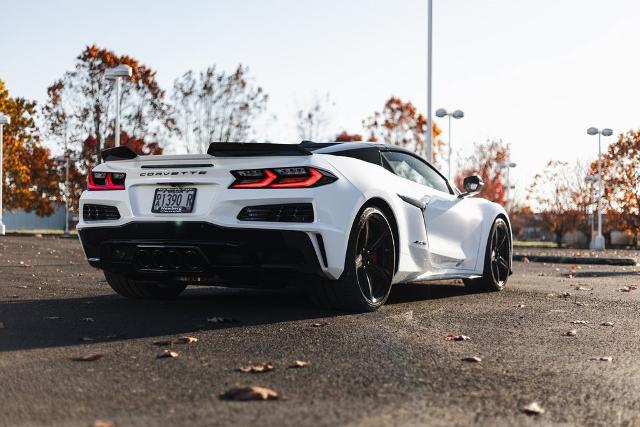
299 140 416 156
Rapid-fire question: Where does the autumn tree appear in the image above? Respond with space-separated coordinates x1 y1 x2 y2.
335 131 362 142
527 160 588 247
363 97 443 164
597 130 640 245
296 93 334 142
454 139 510 205
0 80 60 216
171 65 268 153
42 45 173 165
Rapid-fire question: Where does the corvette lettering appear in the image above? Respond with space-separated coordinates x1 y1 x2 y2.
139 171 207 177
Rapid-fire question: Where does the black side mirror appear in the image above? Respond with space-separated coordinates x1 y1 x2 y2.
459 175 484 198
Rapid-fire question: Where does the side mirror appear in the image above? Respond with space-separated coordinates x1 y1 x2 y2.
459 175 484 198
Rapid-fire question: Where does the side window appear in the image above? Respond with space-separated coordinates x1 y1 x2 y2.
382 151 451 194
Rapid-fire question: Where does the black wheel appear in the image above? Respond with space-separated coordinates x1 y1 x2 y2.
104 271 187 299
463 218 511 291
309 206 396 312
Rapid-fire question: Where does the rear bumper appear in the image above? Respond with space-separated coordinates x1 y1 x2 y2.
78 221 324 286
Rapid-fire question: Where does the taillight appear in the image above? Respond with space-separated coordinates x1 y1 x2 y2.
87 171 126 190
230 167 336 189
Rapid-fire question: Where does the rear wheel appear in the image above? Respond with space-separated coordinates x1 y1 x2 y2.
463 218 511 291
104 271 187 299
309 206 396 312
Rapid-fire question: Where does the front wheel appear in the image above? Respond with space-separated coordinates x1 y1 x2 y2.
104 271 187 299
309 206 396 312
463 218 511 291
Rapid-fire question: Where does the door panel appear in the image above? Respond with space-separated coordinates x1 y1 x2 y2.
424 196 484 271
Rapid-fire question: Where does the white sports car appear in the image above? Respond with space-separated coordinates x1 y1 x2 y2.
77 141 512 311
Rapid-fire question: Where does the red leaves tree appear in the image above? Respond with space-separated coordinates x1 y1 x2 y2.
0 80 60 216
335 131 363 142
43 44 173 164
527 160 588 247
363 97 444 165
454 139 510 204
597 130 640 245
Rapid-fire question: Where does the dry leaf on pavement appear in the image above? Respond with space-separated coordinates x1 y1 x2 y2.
462 356 482 363
72 353 104 362
177 336 198 344
312 322 329 327
522 401 545 415
91 420 115 427
565 330 577 337
446 334 471 341
570 320 588 325
600 321 614 327
521 257 530 264
157 350 179 359
220 386 279 401
618 285 637 292
575 286 592 291
590 356 613 362
288 360 309 369
237 362 274 373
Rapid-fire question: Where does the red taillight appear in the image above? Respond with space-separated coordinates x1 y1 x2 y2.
230 167 336 189
87 171 126 191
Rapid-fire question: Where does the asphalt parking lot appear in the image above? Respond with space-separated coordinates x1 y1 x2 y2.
1 236 640 427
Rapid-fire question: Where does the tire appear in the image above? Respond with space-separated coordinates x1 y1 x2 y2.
309 206 396 312
104 271 187 299
463 218 511 291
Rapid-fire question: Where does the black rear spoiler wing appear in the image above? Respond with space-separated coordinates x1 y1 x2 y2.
101 142 313 162
207 142 312 157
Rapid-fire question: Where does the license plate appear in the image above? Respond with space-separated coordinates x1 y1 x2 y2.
151 188 197 213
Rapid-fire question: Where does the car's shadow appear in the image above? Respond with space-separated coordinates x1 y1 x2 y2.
0 281 476 352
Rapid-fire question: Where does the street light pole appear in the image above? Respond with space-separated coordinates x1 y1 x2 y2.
425 0 433 162
435 108 464 180
0 113 10 236
587 127 613 250
105 64 133 157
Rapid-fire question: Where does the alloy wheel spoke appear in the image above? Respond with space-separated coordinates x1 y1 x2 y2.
363 267 375 302
368 262 390 284
367 227 391 252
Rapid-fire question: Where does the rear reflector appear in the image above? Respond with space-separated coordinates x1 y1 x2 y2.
230 167 336 189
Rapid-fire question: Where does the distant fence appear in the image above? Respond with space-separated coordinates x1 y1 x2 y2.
2 204 66 231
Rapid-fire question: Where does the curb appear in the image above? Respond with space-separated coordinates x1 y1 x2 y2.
513 254 637 266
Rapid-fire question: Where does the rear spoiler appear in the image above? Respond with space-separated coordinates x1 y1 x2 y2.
207 142 312 157
101 146 137 162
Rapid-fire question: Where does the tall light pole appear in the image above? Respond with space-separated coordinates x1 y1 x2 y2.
498 162 517 211
105 64 132 156
435 108 464 180
585 174 599 247
425 0 434 162
0 113 10 236
587 127 613 251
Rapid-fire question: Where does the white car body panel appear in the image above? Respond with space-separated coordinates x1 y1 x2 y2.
77 143 511 287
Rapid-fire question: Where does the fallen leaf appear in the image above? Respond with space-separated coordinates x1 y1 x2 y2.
522 257 530 264
565 329 577 337
570 320 588 325
600 321 614 327
522 401 545 415
575 286 592 291
157 350 179 359
446 334 471 341
220 386 279 401
288 360 309 369
514 304 525 308
237 362 274 373
462 356 482 363
575 302 588 307
91 420 115 427
177 336 198 344
590 356 613 362
16 285 27 289
312 322 329 328
618 285 637 292
559 292 572 298
72 353 104 362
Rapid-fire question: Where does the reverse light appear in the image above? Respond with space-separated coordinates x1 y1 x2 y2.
88 171 126 190
230 167 336 189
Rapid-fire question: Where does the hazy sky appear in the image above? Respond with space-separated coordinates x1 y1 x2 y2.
1 0 639 193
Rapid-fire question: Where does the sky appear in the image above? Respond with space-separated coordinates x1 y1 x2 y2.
1 0 639 196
